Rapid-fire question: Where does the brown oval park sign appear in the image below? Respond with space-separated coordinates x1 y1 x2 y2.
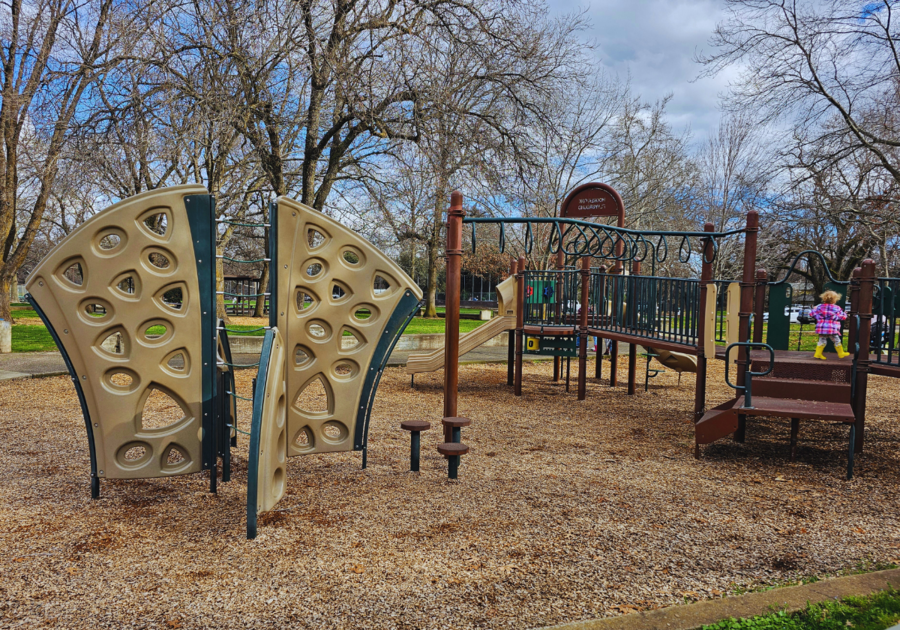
559 183 625 225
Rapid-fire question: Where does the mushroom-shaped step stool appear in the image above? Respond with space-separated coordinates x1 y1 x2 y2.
400 420 431 472
441 416 471 444
437 441 469 480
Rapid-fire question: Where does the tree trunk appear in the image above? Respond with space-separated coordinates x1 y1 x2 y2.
254 263 270 318
216 251 229 323
424 173 450 318
0 275 11 326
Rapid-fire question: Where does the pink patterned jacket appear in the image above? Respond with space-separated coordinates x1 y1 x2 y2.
810 303 846 335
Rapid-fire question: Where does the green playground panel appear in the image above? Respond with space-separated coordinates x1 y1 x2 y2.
524 335 578 357
767 282 847 352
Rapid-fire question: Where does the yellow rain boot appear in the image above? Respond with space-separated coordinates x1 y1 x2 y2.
814 345 826 360
836 343 849 359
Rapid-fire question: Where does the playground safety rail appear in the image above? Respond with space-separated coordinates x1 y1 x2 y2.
464 216 746 269
586 272 701 348
872 277 900 367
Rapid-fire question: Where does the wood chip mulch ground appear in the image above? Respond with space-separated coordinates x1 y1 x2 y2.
1 359 899 629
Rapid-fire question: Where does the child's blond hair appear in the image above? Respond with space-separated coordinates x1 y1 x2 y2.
820 290 841 305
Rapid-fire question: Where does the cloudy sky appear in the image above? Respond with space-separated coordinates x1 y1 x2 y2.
546 0 741 142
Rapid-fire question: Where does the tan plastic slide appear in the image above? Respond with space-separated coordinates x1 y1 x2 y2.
406 274 517 375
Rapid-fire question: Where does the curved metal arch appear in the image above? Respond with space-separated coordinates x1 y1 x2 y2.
769 250 850 286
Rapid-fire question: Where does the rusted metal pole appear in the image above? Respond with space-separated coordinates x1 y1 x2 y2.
753 269 767 344
578 256 590 400
514 255 526 396
443 191 465 443
627 260 641 395
693 223 716 424
507 258 518 387
853 259 875 454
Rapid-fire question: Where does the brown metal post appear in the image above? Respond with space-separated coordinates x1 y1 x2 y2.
443 191 465 443
507 258 518 387
578 256 590 400
693 223 716 424
848 267 861 352
553 249 564 381
594 265 606 380
627 260 641 395
735 211 759 389
853 259 875 454
514 256 526 396
609 264 620 387
753 269 767 344
733 211 759 442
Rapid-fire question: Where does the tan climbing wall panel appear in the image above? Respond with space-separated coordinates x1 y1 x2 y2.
25 185 208 480
704 283 718 359
252 328 287 516
726 282 740 362
275 197 423 456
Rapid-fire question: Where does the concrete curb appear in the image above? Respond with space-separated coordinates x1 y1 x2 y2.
539 568 900 630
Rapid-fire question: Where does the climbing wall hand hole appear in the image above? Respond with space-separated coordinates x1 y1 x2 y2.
139 386 190 432
293 375 332 417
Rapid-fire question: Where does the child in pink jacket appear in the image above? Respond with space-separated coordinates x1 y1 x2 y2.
810 290 848 360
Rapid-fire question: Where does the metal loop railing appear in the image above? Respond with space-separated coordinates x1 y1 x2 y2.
465 217 745 265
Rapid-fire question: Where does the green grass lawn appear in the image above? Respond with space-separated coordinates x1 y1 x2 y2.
10 316 488 352
714 322 849 352
13 325 58 352
10 308 38 320
403 317 486 335
702 588 900 629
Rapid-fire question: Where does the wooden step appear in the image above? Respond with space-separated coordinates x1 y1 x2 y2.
400 420 431 432
696 399 740 445
753 378 851 404
731 396 855 422
437 442 469 456
751 359 852 384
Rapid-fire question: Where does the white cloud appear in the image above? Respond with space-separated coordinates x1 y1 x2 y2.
547 0 740 141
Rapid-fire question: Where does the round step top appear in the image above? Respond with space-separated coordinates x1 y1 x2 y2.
400 420 431 432
441 416 472 428
437 442 469 456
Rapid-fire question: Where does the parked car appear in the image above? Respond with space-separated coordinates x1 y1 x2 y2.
796 306 814 325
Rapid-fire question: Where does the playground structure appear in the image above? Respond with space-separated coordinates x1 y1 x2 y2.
26 186 423 538
442 184 895 480
21 181 900 542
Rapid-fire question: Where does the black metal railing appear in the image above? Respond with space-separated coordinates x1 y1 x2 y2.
522 269 581 328
872 277 900 366
586 273 700 347
712 280 733 344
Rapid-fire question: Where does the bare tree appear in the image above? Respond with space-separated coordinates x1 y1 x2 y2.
698 0 900 187
0 0 123 324
696 112 773 279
